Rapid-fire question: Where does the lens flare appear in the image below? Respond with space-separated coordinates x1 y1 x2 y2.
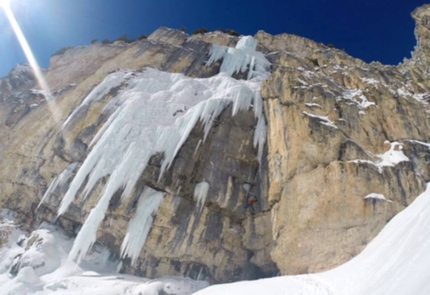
0 0 10 8
2 3 60 123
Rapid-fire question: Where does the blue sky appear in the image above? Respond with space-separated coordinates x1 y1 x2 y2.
0 0 428 77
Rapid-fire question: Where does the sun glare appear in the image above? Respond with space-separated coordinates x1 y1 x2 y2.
2 2 61 123
0 0 10 8
2 5 50 94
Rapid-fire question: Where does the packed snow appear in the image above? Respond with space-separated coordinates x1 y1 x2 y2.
394 87 429 105
412 93 430 104
305 103 321 108
302 111 338 129
342 89 376 110
0 213 208 295
10 64 33 75
43 36 271 264
30 89 53 101
194 183 430 295
364 193 392 202
2 64 33 85
361 77 380 87
350 141 409 173
376 141 409 167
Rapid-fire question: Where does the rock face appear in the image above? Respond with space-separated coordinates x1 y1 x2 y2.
258 17 430 272
0 7 430 283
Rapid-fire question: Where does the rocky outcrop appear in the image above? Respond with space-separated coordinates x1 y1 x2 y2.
402 4 430 75
0 4 430 284
260 5 430 273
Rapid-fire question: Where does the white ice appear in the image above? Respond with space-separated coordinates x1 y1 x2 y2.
409 139 430 148
58 68 267 263
193 181 210 213
38 162 78 209
206 36 271 80
120 187 165 263
62 70 134 127
53 36 270 265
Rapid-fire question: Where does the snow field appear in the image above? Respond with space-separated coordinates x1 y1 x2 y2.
0 215 208 295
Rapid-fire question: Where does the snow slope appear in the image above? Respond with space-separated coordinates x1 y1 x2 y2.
0 211 208 295
194 183 430 295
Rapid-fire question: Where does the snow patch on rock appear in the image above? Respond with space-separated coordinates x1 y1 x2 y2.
350 141 409 173
377 141 409 168
302 111 338 129
343 89 376 110
364 193 392 202
305 103 321 108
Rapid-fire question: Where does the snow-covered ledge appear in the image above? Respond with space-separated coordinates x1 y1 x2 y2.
364 193 392 202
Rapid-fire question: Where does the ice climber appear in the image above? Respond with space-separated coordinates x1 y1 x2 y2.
244 197 257 212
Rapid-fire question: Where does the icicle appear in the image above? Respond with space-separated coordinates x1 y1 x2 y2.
63 70 133 128
68 143 151 263
56 36 271 263
120 187 164 263
193 181 210 213
194 139 202 156
197 266 204 281
57 72 268 216
68 188 111 263
232 86 254 116
253 116 267 163
205 46 228 67
37 162 78 209
116 261 123 273
235 36 258 50
206 36 271 79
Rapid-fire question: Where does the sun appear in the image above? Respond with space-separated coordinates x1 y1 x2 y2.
0 0 10 8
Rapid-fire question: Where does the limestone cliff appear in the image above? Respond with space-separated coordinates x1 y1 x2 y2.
0 5 429 284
